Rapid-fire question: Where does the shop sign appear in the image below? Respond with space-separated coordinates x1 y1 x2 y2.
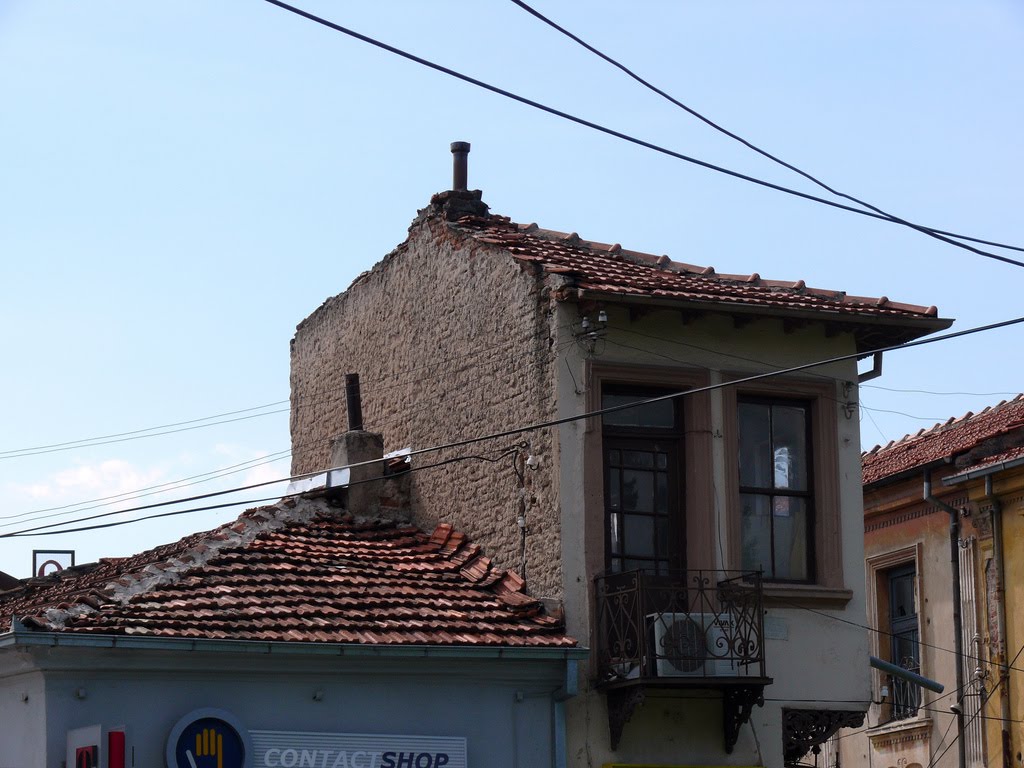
250 731 467 768
166 710 465 768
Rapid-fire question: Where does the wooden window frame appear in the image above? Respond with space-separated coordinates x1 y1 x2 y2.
723 374 847 601
582 363 714 585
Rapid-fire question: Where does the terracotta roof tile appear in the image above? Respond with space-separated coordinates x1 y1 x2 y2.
862 395 1024 484
0 498 575 648
450 214 950 350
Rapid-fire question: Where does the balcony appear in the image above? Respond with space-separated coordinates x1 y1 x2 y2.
594 569 771 751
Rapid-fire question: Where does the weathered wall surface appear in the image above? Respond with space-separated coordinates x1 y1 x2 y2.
290 201 563 599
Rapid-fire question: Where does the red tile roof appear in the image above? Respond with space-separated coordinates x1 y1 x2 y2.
0 497 574 648
862 395 1024 485
451 212 950 350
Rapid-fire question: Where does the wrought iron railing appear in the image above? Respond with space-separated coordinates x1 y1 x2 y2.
890 657 921 720
595 569 767 683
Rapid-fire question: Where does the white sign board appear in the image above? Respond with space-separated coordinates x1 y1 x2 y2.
250 731 466 768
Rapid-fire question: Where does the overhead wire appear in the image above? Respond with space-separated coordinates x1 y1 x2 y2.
0 333 581 530
505 0 1024 258
0 445 526 538
5 313 1024 540
263 0 1024 270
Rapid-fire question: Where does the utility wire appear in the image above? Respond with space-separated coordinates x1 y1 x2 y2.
0 447 523 538
506 0 1024 257
5 313 1023 540
0 408 290 460
264 0 1024 270
0 400 288 457
0 450 292 523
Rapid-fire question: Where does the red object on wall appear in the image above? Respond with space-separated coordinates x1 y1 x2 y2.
75 746 98 768
108 730 126 768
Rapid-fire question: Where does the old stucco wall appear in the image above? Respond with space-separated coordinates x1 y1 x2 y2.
289 201 563 599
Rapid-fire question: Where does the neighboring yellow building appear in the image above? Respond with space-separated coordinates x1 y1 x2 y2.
838 395 1024 768
942 438 1024 768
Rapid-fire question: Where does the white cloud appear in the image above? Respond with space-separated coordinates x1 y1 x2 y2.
7 459 166 509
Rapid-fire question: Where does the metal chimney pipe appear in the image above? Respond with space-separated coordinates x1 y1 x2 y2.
451 141 470 191
345 373 363 431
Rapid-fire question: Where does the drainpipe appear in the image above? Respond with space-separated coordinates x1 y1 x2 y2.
924 468 967 768
983 477 1012 768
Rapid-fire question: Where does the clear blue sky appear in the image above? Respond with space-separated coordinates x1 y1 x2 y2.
2 1 1022 576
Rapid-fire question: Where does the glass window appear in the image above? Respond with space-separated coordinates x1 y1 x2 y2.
888 564 920 720
602 385 684 574
738 397 813 581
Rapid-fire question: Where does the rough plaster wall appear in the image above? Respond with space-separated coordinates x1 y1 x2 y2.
289 211 563 598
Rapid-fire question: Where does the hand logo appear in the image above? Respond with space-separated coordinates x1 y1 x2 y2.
186 727 224 768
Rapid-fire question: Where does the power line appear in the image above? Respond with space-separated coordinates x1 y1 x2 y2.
0 407 290 460
5 313 1023 540
263 0 1024 270
0 450 294 528
0 400 289 457
0 447 524 538
0 336 580 529
506 0 1024 258
862 384 1021 398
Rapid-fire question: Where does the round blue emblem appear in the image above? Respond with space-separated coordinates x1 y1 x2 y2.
166 709 252 768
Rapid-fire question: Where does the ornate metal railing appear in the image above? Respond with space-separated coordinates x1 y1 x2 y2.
890 657 921 720
595 569 767 684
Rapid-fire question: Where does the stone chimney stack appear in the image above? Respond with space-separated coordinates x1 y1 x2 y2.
422 141 489 222
329 373 383 517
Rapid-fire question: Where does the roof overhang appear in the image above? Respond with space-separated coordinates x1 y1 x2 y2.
564 288 953 354
943 455 1024 486
0 628 590 662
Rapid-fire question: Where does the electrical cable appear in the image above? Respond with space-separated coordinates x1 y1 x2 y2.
263 0 1024 270
506 0 1024 257
0 407 290 460
4 312 1022 541
0 445 524 538
0 400 288 457
0 450 293 524
862 384 1021 398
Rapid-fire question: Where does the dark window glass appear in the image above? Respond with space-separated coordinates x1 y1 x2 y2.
888 564 920 720
738 397 813 581
602 385 684 574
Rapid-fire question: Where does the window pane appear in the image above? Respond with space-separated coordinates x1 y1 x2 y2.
655 517 669 555
738 402 772 488
741 493 773 577
772 497 809 580
602 393 676 428
890 570 916 617
655 472 668 513
609 512 622 555
622 470 654 512
623 450 655 469
608 471 620 510
624 515 655 558
773 405 808 491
